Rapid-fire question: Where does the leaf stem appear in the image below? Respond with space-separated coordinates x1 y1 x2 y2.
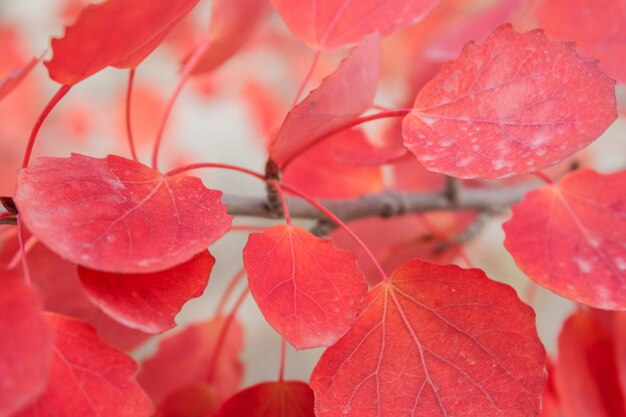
281 108 411 170
22 84 72 168
280 181 389 283
206 286 249 384
215 267 247 317
165 162 266 181
151 37 212 171
532 171 554 185
278 337 286 382
290 49 321 108
125 69 139 162
268 180 292 225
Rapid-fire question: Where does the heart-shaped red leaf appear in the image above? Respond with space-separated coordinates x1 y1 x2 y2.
0 272 51 417
15 313 153 417
272 0 441 49
78 251 215 333
270 33 380 167
45 0 200 85
14 154 232 274
189 0 270 75
537 0 626 82
310 259 546 417
138 317 244 404
214 381 315 417
503 168 626 310
402 24 617 179
243 225 367 349
0 57 40 101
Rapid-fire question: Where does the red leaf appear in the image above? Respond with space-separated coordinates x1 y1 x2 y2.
272 0 441 49
214 380 315 417
155 384 220 417
0 57 40 101
554 311 626 417
138 317 244 404
310 259 546 417
402 24 617 179
0 272 51 417
45 0 200 85
16 313 154 417
189 0 271 75
14 154 232 274
537 0 626 82
503 168 626 310
78 251 215 333
270 33 380 167
243 225 367 349
282 129 384 199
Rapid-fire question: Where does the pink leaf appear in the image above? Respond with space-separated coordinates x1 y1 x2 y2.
214 380 315 417
503 168 626 310
78 251 215 333
16 313 154 417
0 272 51 417
0 57 40 101
310 259 546 417
402 24 617 179
243 225 367 349
45 0 200 85
272 0 441 49
270 33 380 167
14 154 232 274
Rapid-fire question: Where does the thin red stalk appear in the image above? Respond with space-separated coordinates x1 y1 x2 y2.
269 180 292 225
278 337 286 382
290 49 321 108
456 248 474 268
8 234 37 271
0 212 12 220
215 267 247 317
230 225 266 232
280 182 389 283
206 286 249 383
152 37 212 171
281 109 411 170
16 218 32 286
165 162 265 181
22 84 72 168
532 171 554 185
125 69 139 162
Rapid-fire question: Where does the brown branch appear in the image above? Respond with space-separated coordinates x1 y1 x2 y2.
223 182 537 222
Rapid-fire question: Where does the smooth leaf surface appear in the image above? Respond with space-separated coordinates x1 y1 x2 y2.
14 154 232 274
503 168 626 310
138 317 244 404
272 0 441 49
45 0 200 84
537 0 626 82
243 225 367 349
310 259 546 417
270 33 380 167
16 313 153 417
0 272 51 417
0 57 40 101
402 24 617 179
190 0 270 75
154 384 220 417
78 251 215 333
214 380 315 417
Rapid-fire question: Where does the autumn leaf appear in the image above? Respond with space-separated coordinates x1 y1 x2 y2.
78 251 215 333
243 225 367 349
537 0 626 82
503 168 626 310
14 154 232 274
15 313 153 417
189 0 271 75
45 0 200 85
0 57 40 101
402 24 617 179
272 0 441 49
138 317 244 404
0 272 51 417
214 381 315 417
310 259 546 417
154 384 220 417
270 33 380 167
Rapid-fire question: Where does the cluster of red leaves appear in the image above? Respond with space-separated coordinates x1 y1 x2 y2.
0 0 624 416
